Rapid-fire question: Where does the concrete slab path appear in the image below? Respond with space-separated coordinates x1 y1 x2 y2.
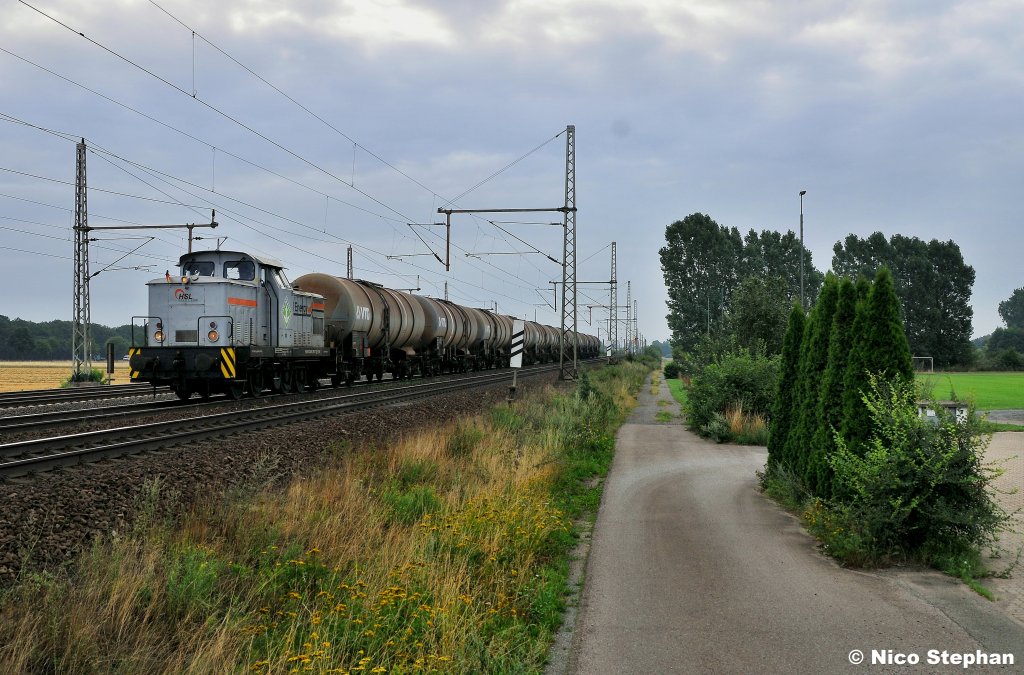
563 373 1024 674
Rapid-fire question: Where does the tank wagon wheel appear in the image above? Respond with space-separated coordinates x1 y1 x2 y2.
331 373 342 388
199 381 213 400
345 372 356 387
277 367 293 394
291 366 306 393
175 387 192 402
307 370 320 392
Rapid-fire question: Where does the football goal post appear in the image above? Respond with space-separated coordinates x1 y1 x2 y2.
912 356 934 373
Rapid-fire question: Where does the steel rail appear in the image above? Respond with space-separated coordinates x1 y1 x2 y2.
0 362 577 479
0 368 505 433
0 383 157 409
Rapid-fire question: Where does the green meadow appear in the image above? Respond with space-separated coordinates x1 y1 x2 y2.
917 372 1024 410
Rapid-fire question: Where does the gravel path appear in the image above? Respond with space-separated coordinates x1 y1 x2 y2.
0 370 562 585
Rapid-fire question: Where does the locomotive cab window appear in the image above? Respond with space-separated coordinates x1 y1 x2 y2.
182 261 215 277
224 260 255 281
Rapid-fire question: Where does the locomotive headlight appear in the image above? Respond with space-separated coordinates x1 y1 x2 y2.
154 329 165 343
208 329 219 341
181 275 189 284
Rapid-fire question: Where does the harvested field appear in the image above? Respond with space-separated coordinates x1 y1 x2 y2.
0 361 133 393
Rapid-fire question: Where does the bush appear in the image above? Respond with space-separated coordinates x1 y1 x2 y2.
60 368 106 387
701 413 730 443
825 375 1007 565
994 347 1023 371
662 361 680 379
686 349 779 436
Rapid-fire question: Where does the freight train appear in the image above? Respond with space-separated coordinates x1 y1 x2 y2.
127 250 600 400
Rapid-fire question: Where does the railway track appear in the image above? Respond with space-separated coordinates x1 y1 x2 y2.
0 362 574 479
0 383 158 409
0 368 506 433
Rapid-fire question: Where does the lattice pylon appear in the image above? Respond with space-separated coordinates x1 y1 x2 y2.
559 125 578 380
72 139 91 379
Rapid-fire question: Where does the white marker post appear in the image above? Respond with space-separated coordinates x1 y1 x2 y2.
509 319 525 402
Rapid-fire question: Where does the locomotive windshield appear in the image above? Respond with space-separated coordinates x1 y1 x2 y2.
224 260 256 281
182 261 215 277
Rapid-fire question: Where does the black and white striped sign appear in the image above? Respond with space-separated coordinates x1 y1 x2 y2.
510 319 525 369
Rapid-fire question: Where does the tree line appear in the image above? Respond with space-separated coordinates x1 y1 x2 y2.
0 315 134 361
659 214 976 367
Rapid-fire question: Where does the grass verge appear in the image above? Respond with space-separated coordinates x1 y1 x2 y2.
665 377 687 409
0 363 649 674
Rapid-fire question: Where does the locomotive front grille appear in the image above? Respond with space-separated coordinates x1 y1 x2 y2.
175 330 198 343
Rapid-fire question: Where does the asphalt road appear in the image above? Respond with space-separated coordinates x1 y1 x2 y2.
560 375 1024 674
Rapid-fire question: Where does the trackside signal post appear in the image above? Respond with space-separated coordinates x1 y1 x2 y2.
508 319 525 402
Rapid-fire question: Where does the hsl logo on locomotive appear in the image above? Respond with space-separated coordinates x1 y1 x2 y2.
174 288 195 301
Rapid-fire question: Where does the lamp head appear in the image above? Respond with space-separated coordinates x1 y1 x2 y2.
799 190 807 196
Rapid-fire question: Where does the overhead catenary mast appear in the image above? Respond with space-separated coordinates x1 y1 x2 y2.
438 124 579 380
625 280 632 356
559 125 577 380
610 241 617 352
72 139 91 380
70 141 218 382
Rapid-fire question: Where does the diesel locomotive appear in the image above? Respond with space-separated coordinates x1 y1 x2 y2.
128 249 600 400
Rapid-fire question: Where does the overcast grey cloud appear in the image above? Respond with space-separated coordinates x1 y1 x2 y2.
1 0 1022 345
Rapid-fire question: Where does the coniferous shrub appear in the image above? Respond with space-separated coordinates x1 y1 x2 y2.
793 274 838 492
841 268 913 453
781 316 812 473
826 375 1007 564
810 277 857 498
767 303 805 469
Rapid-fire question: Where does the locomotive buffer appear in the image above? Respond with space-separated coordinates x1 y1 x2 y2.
508 320 525 402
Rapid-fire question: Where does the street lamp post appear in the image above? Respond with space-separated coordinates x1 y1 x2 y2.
799 190 807 309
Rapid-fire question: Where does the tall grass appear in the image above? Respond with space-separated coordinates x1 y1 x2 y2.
0 362 649 674
724 403 768 445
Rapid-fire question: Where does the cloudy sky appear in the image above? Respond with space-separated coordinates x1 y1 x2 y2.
1 0 1022 346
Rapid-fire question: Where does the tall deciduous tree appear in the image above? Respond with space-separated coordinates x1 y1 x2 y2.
660 214 744 352
741 229 824 308
998 288 1024 330
768 302 805 469
661 214 824 353
831 233 974 367
728 275 789 355
840 268 914 453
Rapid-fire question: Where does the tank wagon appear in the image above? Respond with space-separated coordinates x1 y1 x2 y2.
128 250 600 400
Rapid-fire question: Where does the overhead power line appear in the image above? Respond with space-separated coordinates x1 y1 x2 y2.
16 0 417 224
7 4 570 316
